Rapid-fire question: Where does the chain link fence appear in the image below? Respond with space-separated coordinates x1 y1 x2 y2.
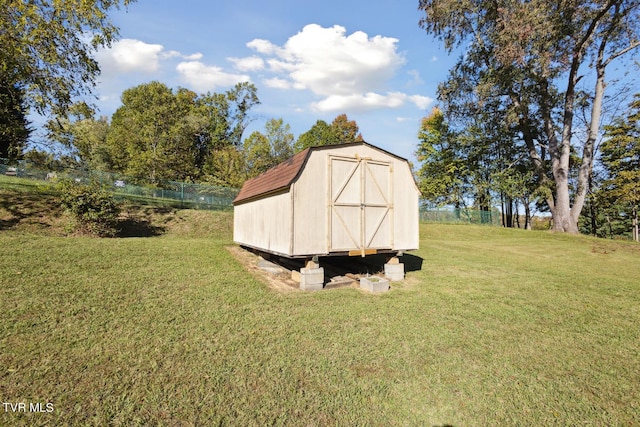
2 158 500 223
419 207 500 226
0 158 238 210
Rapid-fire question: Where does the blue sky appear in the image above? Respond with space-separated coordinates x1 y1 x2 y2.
88 0 456 162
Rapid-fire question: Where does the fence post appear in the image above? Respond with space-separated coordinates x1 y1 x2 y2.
181 182 184 208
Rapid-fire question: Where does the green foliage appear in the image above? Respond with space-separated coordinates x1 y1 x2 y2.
195 82 260 151
243 118 294 178
600 95 640 207
102 81 259 186
266 118 295 163
416 107 466 206
56 180 121 237
0 81 31 160
107 82 200 184
224 82 261 147
201 146 248 188
2 0 136 115
243 131 272 177
418 0 640 232
23 150 80 172
586 94 640 240
295 120 335 151
46 102 112 171
294 114 363 152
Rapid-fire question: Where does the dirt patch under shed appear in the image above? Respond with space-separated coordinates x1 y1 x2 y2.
226 245 423 292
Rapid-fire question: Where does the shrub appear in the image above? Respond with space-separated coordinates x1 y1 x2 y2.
57 180 121 237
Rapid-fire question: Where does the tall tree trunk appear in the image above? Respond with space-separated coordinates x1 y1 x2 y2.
524 202 531 230
545 2 622 234
505 197 513 228
548 42 581 233
590 201 598 237
633 206 639 243
572 44 607 228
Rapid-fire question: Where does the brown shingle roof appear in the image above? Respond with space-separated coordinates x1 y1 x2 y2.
232 141 414 205
233 148 311 204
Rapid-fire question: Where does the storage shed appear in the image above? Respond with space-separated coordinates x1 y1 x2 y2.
233 141 420 259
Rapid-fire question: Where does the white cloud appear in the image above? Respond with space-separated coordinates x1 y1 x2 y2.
97 39 204 74
176 61 250 93
183 52 204 61
244 24 429 112
264 77 292 89
409 94 433 109
228 56 265 72
313 92 403 112
312 92 433 113
251 24 405 96
97 38 165 73
407 69 424 86
246 39 280 55
162 50 182 59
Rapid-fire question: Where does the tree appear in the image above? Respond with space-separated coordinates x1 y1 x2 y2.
418 0 640 233
0 80 30 160
201 146 247 188
244 118 294 178
295 114 364 152
243 131 272 178
416 107 466 207
46 102 113 171
295 120 336 152
598 94 640 241
265 118 294 164
416 105 539 227
330 114 364 144
2 0 136 116
193 82 260 169
107 82 199 184
226 82 261 147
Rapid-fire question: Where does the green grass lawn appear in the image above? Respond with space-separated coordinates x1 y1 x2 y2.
1 178 639 426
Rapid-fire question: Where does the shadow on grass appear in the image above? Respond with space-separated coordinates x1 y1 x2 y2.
0 191 61 231
0 190 170 238
117 218 166 237
318 253 424 279
241 247 424 282
116 205 173 237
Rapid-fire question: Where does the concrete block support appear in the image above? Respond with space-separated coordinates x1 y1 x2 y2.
384 258 405 281
299 267 324 291
360 276 390 293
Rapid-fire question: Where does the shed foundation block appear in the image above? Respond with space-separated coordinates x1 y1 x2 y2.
299 267 324 291
384 258 405 281
360 276 390 293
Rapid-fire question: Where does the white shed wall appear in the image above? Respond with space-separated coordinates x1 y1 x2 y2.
291 145 419 256
233 191 292 256
392 158 420 251
291 151 329 256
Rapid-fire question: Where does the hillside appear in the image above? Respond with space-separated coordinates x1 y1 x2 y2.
0 176 233 239
1 176 639 426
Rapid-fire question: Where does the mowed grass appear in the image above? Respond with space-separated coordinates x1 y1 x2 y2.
1 179 639 426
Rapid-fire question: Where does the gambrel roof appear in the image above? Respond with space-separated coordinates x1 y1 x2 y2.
232 142 412 205
233 148 311 205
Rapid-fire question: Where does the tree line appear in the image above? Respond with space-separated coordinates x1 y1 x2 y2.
16 81 364 189
416 0 640 240
416 98 640 240
2 0 640 240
